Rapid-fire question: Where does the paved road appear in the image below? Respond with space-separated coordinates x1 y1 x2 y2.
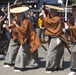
0 28 71 75
0 43 71 75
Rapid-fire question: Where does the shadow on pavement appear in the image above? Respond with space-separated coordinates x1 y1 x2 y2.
0 57 5 60
64 61 70 69
38 57 46 68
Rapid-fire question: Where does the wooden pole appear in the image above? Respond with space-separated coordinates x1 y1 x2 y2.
14 0 18 4
8 0 18 26
65 0 68 21
8 2 10 26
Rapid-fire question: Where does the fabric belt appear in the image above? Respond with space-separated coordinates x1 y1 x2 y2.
51 36 59 38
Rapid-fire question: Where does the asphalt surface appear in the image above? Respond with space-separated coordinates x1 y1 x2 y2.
0 28 71 75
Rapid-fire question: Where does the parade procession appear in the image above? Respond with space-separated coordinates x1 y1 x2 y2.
0 0 76 75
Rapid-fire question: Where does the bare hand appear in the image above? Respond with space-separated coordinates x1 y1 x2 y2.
64 23 69 29
1 7 4 12
12 21 18 27
12 21 17 25
41 10 46 17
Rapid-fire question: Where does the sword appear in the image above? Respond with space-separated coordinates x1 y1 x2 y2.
42 44 47 51
59 36 71 54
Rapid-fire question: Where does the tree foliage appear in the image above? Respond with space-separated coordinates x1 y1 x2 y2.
69 0 76 4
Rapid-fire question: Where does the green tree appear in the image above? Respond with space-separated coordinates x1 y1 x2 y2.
69 0 76 4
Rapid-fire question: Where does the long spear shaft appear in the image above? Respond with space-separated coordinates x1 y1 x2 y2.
65 0 68 21
14 0 18 4
8 2 10 26
8 0 18 26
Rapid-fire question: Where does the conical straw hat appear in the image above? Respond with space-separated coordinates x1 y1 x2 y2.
45 5 64 11
10 6 29 13
4 2 22 12
66 4 76 8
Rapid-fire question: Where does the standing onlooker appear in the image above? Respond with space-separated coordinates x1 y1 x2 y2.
65 4 76 75
39 4 50 43
0 7 7 31
42 5 69 73
28 11 37 32
38 13 46 43
0 7 7 55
